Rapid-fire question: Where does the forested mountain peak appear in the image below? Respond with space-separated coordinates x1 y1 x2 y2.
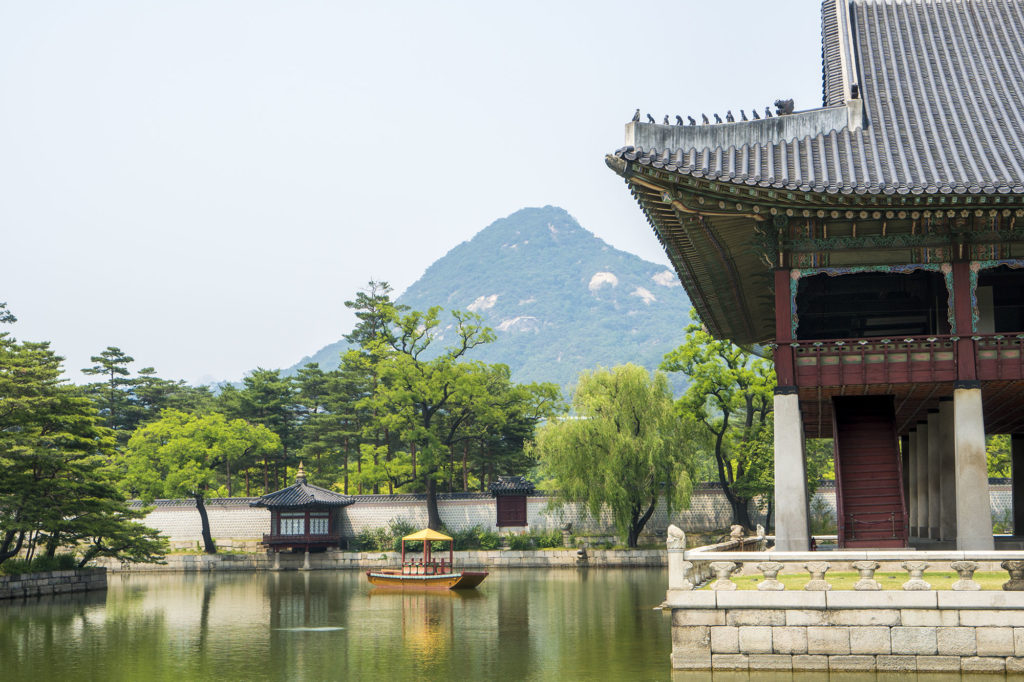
294 206 691 393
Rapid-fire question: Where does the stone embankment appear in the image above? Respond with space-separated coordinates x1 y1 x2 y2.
0 568 107 600
99 548 666 572
667 526 1024 673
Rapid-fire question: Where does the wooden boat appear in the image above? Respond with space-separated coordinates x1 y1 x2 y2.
365 528 488 590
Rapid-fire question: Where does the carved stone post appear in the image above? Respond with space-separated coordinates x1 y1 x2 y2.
803 561 831 591
271 550 281 572
1001 560 1024 591
852 560 882 590
950 560 981 591
709 561 739 591
901 560 930 590
666 525 691 591
756 561 785 591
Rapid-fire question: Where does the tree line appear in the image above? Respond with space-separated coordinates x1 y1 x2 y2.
3 278 834 561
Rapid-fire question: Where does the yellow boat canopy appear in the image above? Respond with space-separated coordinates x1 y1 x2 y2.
402 528 452 542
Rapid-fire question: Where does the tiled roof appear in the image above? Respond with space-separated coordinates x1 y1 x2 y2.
488 475 535 496
613 0 1024 197
250 478 355 509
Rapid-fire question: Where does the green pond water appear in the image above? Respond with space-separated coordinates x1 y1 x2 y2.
0 568 673 681
1 570 994 681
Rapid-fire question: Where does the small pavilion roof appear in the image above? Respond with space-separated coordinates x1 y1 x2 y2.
488 475 535 496
250 464 355 509
402 528 452 542
610 0 1024 197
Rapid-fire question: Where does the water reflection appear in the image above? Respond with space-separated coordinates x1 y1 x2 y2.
2 568 676 681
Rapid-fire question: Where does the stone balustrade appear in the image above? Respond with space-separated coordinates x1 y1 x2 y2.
665 525 1024 673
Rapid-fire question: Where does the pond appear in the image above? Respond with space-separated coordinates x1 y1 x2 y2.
1 568 673 681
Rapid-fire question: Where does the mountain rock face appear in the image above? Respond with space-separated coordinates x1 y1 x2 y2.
293 206 691 394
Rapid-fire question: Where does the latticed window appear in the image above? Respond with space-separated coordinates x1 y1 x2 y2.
309 513 329 535
280 513 305 535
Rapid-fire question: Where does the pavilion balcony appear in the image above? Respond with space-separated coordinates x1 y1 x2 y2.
785 334 1024 387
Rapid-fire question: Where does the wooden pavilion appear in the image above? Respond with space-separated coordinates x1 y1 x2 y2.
251 463 355 553
608 0 1024 550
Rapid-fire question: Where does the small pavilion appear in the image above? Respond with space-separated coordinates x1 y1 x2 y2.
609 0 1024 551
251 463 355 558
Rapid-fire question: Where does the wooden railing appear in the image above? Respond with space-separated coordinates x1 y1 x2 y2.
975 335 1024 380
791 335 957 386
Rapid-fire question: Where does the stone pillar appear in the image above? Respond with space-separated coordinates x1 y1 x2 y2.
907 430 918 537
927 410 942 539
954 382 994 550
1012 434 1024 536
916 423 929 539
939 398 957 540
300 549 311 571
773 388 809 551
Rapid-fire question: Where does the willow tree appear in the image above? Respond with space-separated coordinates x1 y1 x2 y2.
661 320 774 530
533 364 695 547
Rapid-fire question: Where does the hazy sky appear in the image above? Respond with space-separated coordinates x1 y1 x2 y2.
1 1 822 385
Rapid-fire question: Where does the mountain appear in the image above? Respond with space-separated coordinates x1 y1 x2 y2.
292 206 691 394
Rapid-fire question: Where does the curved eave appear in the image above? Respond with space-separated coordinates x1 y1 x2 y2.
608 155 775 345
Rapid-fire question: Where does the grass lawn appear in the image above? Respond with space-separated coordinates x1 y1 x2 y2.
708 571 1008 590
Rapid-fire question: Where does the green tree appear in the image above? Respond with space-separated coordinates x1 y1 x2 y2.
122 410 281 553
988 434 1012 478
81 346 141 444
661 319 775 529
0 306 165 568
218 369 299 492
532 364 695 547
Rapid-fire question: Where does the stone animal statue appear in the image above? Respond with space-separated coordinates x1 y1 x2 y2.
774 98 795 115
667 524 686 549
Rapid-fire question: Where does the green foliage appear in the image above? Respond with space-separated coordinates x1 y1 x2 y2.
534 364 696 547
505 532 534 550
353 527 393 552
988 434 1011 478
661 317 774 529
122 410 280 553
0 306 166 569
0 553 78 576
809 495 837 535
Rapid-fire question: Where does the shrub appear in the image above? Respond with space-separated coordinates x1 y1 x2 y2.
0 553 78 576
388 519 418 552
506 532 535 550
535 529 563 548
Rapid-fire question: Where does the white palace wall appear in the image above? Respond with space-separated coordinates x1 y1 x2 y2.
136 484 1012 549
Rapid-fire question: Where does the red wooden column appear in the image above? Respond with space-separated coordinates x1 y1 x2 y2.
952 261 977 381
774 269 795 387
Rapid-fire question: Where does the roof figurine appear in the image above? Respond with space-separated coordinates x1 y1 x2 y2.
713 113 722 123
663 114 670 125
675 115 684 126
631 108 640 122
774 98 795 115
740 110 748 121
701 113 709 124
688 116 696 125
751 108 760 119
646 113 655 123
725 110 735 122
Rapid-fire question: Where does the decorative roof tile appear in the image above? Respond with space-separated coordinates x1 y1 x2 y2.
613 0 1024 197
488 475 536 496
251 468 355 509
